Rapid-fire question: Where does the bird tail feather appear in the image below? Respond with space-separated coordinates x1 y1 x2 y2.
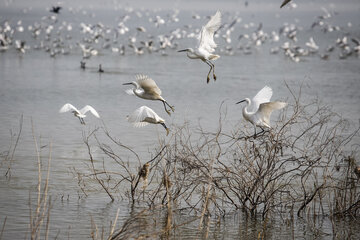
209 54 220 60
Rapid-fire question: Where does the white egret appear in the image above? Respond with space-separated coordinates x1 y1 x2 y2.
15 40 26 53
178 10 221 83
123 74 174 116
127 106 169 136
59 103 100 125
236 86 287 137
305 37 319 52
128 44 144 55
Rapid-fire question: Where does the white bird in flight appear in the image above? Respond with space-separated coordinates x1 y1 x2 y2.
127 106 169 136
236 86 287 137
123 74 174 116
178 10 222 83
59 103 100 125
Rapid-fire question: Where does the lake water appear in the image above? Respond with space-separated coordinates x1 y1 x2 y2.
0 0 359 239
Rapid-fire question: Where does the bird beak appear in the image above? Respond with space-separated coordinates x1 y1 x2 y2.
122 82 132 85
236 100 246 104
166 128 170 136
177 49 187 52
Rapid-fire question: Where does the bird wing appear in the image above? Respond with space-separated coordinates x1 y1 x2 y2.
131 121 149 128
251 86 273 112
125 89 135 95
79 105 100 118
59 103 79 113
135 74 162 96
198 10 221 53
257 101 287 126
127 106 153 128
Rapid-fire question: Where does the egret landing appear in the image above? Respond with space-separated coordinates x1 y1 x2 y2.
236 86 287 138
127 106 169 136
178 10 221 83
59 103 100 125
123 74 174 116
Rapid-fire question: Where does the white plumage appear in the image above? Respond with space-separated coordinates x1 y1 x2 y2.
59 103 100 125
127 106 169 135
198 10 222 54
178 10 222 83
236 86 287 136
249 86 273 112
123 74 174 115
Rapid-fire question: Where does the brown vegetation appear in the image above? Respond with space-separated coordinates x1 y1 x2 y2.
72 86 360 239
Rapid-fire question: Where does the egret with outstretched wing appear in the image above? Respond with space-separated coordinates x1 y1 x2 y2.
127 106 169 136
178 10 222 83
59 103 100 125
123 74 174 116
236 86 287 137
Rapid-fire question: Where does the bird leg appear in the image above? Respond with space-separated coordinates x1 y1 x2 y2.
208 60 216 81
162 101 171 116
246 126 259 139
253 126 257 139
251 127 266 139
78 117 86 125
160 123 170 136
165 101 175 112
258 127 265 135
204 60 213 83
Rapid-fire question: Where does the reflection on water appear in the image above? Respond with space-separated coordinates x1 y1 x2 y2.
0 0 360 239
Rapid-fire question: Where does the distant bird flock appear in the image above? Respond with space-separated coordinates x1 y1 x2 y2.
1 2 358 60
0 2 358 136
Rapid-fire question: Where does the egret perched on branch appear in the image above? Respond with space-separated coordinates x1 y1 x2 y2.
178 10 222 83
127 106 170 136
236 86 287 137
123 74 174 116
59 103 100 125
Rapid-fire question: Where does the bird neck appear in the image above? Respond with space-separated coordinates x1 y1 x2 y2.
242 99 252 119
130 82 140 92
242 105 249 116
134 89 143 98
186 50 198 59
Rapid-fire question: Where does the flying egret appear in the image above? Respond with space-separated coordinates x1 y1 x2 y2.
178 10 221 83
127 106 170 136
59 103 100 125
236 86 287 137
123 74 175 116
